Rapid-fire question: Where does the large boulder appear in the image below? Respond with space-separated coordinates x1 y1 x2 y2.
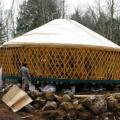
62 94 71 102
29 90 42 99
101 112 114 119
42 101 57 111
33 97 46 108
59 102 73 110
82 96 107 114
44 92 55 101
72 100 79 109
65 110 78 120
106 95 119 111
78 111 93 120
54 94 63 103
76 104 86 111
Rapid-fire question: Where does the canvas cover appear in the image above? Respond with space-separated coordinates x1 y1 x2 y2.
3 19 119 49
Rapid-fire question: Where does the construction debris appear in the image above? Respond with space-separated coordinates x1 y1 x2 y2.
2 85 32 112
28 91 120 120
1 89 120 119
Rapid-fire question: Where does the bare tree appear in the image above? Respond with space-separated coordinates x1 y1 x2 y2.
105 0 120 44
0 0 6 43
106 0 115 40
56 0 66 18
61 0 65 18
70 0 120 44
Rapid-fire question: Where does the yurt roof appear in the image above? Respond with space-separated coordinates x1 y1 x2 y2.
3 19 120 49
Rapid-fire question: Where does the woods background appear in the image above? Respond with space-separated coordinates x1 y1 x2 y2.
0 0 120 45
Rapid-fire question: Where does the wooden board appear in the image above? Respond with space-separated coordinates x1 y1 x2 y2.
2 85 32 112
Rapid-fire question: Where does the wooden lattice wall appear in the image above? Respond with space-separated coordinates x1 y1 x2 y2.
0 45 120 80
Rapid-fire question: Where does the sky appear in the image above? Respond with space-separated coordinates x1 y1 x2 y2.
66 0 95 12
3 0 83 9
3 0 120 17
3 0 95 14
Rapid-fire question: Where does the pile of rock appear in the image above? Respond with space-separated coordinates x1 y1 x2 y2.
28 91 120 120
0 103 22 120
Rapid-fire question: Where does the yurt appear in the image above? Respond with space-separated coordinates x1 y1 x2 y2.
0 19 120 83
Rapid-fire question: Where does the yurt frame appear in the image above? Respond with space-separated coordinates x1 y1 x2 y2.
1 44 120 84
1 19 120 84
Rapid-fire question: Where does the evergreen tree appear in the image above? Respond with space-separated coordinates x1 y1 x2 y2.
0 22 5 44
0 23 4 44
71 9 82 22
16 0 61 35
0 1 5 44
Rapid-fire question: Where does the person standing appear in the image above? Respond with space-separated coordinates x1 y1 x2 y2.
21 63 30 91
0 66 3 90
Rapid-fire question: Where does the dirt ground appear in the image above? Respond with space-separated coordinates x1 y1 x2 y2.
0 92 88 120
0 105 67 120
0 103 22 120
0 95 64 120
1 91 120 120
